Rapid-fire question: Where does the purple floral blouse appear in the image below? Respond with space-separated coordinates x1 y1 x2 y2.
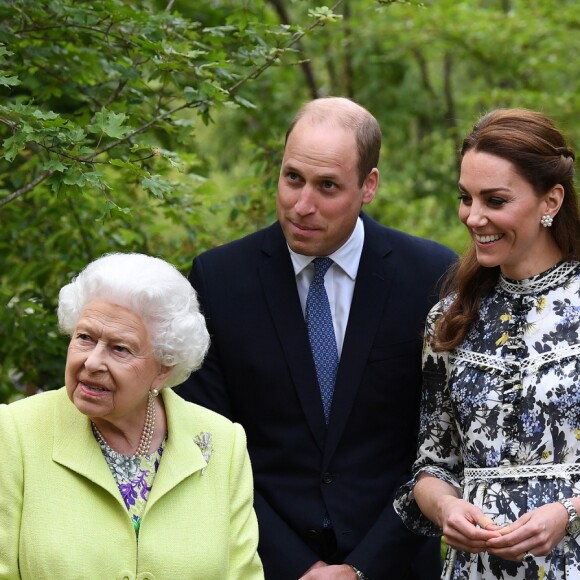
93 428 166 536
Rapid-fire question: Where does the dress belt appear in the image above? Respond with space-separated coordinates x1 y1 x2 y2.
443 462 580 580
464 462 580 483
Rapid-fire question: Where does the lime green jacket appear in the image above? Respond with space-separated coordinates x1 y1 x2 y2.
0 387 263 580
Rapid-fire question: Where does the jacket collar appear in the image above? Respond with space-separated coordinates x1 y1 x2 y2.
52 388 122 501
146 388 208 507
52 387 208 507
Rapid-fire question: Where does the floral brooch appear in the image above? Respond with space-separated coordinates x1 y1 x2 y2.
194 432 214 475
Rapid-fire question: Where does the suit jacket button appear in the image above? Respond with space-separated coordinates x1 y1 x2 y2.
322 472 333 484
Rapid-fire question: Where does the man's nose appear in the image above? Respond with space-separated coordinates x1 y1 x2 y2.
294 185 316 215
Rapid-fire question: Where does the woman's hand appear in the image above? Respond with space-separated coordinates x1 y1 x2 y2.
485 502 568 561
414 474 502 554
437 495 502 553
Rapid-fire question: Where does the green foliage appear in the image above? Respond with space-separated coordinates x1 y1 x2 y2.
2 0 580 402
0 0 343 401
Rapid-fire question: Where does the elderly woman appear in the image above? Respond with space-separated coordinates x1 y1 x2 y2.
0 253 263 580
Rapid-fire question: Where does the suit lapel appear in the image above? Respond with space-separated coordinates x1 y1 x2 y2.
323 216 395 464
259 224 327 450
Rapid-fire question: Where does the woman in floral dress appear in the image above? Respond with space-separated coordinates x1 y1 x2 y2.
394 109 580 579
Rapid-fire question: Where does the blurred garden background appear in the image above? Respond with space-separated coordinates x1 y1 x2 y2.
1 0 579 403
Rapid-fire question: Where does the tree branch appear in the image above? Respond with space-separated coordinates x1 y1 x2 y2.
1 2 344 207
342 0 354 98
267 0 320 99
0 170 53 209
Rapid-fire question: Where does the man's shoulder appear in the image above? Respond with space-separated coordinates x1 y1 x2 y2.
387 227 456 258
164 388 245 444
362 213 456 262
196 221 283 263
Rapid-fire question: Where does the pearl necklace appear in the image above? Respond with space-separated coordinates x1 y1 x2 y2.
92 391 156 457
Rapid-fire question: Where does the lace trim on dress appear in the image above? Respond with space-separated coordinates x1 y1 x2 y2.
451 348 510 373
499 261 579 295
524 343 580 373
464 463 580 482
452 343 580 375
393 465 461 538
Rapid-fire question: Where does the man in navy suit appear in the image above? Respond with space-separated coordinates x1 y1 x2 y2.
178 97 456 579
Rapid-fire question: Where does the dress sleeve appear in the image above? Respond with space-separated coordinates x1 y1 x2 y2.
0 404 23 579
393 301 464 536
227 422 264 579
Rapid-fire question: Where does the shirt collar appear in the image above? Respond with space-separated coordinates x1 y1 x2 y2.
288 216 364 280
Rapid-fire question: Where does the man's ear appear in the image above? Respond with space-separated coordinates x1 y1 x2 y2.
362 168 379 205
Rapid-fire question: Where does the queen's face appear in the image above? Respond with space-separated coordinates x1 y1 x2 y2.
65 300 169 426
458 150 563 279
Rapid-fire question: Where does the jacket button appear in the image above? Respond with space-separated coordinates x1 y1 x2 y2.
322 472 333 484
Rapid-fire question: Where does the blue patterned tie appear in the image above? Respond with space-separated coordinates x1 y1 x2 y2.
306 257 339 424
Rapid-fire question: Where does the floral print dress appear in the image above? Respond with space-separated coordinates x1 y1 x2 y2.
93 427 166 536
394 261 580 579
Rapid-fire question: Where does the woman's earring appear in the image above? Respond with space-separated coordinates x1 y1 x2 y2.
540 214 553 228
151 388 160 397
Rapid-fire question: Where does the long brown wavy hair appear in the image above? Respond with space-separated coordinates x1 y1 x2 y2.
434 108 580 352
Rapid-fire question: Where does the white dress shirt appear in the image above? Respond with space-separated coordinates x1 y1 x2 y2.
288 217 365 356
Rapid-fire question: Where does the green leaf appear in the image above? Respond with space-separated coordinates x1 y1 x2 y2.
0 73 20 87
308 7 343 23
141 175 172 199
232 95 257 109
2 133 27 162
43 159 67 172
32 109 59 121
90 110 130 139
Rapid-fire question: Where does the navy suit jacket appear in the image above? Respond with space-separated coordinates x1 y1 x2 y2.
178 213 457 579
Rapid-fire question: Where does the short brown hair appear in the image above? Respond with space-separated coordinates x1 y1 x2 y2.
285 97 382 187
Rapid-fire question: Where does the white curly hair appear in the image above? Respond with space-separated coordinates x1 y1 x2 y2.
57 252 210 388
